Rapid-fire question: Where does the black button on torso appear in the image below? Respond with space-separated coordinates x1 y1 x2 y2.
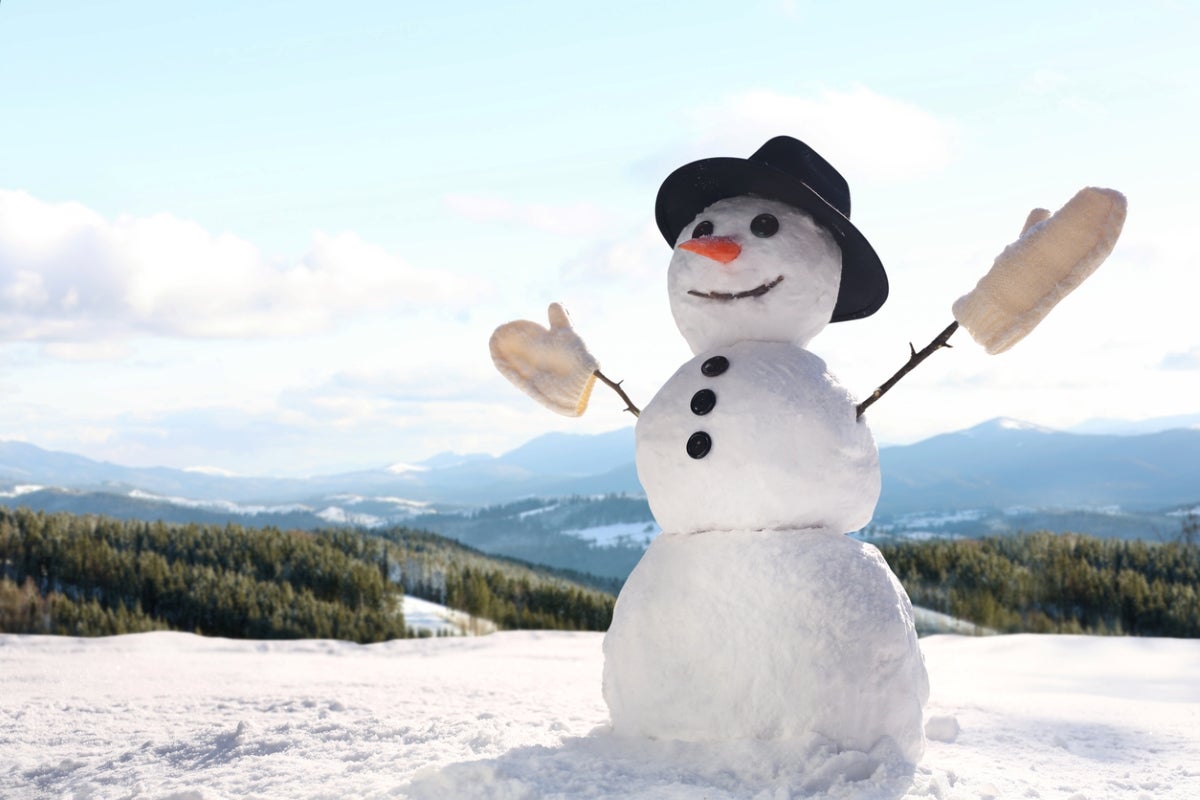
690 389 716 415
686 431 712 459
700 355 729 377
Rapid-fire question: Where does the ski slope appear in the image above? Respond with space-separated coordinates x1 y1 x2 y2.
1 631 1198 799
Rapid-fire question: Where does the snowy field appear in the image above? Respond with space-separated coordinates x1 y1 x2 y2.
401 595 496 637
2 631 1199 799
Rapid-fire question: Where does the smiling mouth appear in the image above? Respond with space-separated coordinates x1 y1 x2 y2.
687 275 784 301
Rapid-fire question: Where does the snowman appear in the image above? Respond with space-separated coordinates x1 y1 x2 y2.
490 136 1125 765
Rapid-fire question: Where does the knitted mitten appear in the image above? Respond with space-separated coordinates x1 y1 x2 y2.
953 187 1127 354
490 303 600 416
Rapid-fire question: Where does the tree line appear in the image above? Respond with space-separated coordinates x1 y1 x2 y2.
0 508 614 641
877 531 1200 636
4 504 1196 640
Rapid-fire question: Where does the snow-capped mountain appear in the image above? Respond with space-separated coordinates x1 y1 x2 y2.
0 418 1197 556
0 427 640 513
877 417 1200 514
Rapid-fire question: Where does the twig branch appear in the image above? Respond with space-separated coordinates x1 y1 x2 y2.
594 369 641 417
856 321 959 419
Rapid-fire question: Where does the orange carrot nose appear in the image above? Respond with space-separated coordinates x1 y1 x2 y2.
678 236 741 264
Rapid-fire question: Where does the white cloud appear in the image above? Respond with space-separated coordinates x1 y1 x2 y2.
1026 69 1072 94
443 193 614 237
40 341 133 362
0 189 481 344
648 85 959 184
1162 347 1200 370
327 363 498 403
560 222 665 286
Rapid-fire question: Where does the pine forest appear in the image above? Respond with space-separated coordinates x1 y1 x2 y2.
0 508 614 641
2 506 1198 640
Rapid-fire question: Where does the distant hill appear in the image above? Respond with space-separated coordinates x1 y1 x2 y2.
0 417 1197 576
408 495 657 581
1069 412 1200 435
0 428 641 508
876 418 1200 514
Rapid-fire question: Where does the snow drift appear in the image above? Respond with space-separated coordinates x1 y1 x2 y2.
2 631 1199 799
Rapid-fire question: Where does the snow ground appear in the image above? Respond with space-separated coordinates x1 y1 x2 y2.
402 595 496 636
910 607 994 636
1 632 1198 799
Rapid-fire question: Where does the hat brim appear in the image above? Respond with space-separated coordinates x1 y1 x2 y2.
655 157 888 323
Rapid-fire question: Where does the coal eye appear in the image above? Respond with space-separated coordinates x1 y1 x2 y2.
750 213 779 238
691 220 714 238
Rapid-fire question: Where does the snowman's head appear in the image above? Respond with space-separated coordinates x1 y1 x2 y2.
656 137 888 353
667 196 841 354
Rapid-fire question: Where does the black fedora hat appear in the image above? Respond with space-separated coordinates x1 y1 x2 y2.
655 136 888 322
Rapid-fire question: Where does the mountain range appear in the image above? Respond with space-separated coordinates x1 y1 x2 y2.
0 427 639 508
880 418 1200 512
1 417 1197 575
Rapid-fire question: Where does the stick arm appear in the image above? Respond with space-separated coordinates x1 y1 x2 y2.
594 369 641 417
856 321 959 419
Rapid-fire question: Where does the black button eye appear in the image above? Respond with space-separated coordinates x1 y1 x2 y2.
750 213 779 238
691 220 714 239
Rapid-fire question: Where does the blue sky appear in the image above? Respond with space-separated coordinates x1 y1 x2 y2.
1 1 1197 475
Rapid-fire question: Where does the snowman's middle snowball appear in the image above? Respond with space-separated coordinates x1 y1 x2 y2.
636 341 879 536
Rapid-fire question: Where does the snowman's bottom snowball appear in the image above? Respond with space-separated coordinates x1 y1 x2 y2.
602 528 929 764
